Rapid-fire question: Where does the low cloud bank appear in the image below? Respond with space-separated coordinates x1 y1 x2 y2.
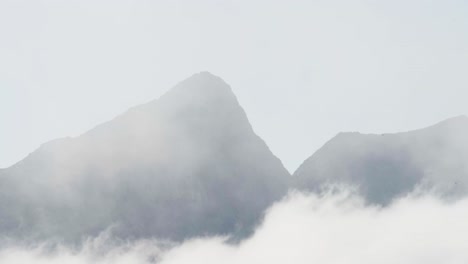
2 188 468 264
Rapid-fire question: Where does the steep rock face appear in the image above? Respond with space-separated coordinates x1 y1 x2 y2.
0 72 290 242
293 116 468 205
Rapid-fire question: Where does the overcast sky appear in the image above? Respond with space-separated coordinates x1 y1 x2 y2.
1 0 467 172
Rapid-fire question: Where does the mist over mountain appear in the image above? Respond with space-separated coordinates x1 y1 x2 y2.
0 72 290 243
1 71 468 254
293 116 468 205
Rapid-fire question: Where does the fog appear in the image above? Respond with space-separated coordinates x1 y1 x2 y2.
1 189 468 264
1 1 467 263
1 73 468 262
0 73 289 243
294 115 468 205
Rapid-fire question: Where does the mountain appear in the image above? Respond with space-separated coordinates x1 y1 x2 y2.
0 72 290 243
293 116 468 205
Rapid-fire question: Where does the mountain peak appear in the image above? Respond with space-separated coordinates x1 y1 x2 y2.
1 72 289 242
150 72 237 112
194 71 223 79
293 115 468 205
184 71 226 84
172 71 233 95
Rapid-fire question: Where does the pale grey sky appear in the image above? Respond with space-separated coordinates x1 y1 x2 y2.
1 0 467 172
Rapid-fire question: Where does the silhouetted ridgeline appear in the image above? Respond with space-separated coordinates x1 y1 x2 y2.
293 116 468 205
1 72 467 245
0 72 290 243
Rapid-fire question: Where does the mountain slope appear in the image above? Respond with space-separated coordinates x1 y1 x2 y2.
293 116 468 205
0 72 290 242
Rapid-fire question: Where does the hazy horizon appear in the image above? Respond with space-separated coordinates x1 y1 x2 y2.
1 2 468 263
1 71 466 173
2 0 468 172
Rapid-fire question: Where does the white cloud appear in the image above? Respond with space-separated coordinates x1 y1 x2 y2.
2 188 468 263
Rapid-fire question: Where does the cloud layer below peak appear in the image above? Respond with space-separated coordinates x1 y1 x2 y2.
1 188 467 264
